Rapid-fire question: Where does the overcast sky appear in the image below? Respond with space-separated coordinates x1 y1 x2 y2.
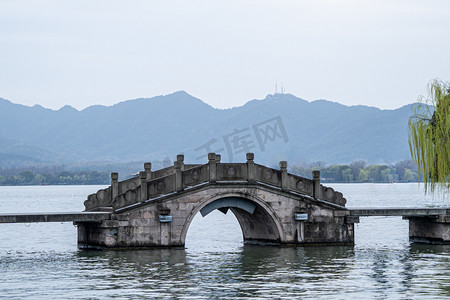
1 0 449 110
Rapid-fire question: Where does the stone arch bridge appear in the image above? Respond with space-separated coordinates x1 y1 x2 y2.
79 153 357 248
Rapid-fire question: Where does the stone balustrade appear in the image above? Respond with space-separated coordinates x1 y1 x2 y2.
84 153 347 212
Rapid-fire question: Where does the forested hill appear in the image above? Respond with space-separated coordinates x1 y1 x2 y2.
0 92 414 167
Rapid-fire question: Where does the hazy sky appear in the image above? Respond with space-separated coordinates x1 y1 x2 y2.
1 0 449 110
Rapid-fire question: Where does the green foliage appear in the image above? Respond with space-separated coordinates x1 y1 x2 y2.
0 170 109 186
381 168 392 182
409 79 450 192
289 161 418 183
403 169 414 182
20 171 34 183
341 168 353 182
357 169 369 182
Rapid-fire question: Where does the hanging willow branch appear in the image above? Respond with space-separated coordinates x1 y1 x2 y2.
408 79 450 193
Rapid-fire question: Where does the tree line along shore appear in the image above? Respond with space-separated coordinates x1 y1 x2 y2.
290 160 418 183
0 170 110 186
0 160 419 186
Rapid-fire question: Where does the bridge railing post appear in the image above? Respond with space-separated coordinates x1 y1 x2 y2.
111 172 118 203
139 171 147 202
177 154 185 171
312 170 321 199
208 153 217 183
144 162 152 180
247 153 255 183
280 161 289 192
174 159 183 192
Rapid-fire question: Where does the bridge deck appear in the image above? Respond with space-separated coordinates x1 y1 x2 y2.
0 208 448 224
0 212 111 224
349 208 449 217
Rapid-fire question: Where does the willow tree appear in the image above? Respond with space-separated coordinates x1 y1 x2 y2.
408 79 450 193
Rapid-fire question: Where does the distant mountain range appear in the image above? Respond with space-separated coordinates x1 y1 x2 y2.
0 91 415 169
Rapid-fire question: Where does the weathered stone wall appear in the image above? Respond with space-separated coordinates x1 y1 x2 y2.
408 215 450 244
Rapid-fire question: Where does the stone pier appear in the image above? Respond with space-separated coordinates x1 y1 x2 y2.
408 215 450 244
350 208 450 245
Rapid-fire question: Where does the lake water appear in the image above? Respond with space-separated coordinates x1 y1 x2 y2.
0 184 449 299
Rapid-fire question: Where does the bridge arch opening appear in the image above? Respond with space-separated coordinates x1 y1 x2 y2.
182 195 283 247
185 207 243 250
